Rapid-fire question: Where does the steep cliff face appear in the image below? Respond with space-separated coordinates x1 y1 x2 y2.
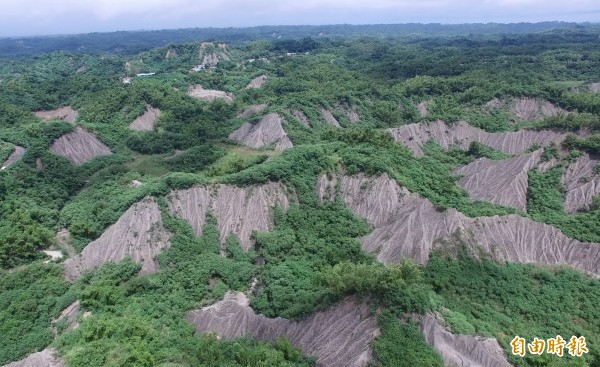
129 106 160 131
320 109 341 128
34 106 78 123
64 197 171 280
562 153 600 213
2 349 64 367
388 121 565 157
186 291 380 367
454 150 543 211
318 174 600 275
228 113 293 151
49 126 112 165
167 182 290 251
420 314 513 367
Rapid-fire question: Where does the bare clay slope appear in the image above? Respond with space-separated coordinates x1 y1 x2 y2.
186 292 379 367
2 349 64 367
454 150 543 211
237 104 267 118
562 153 600 213
187 85 234 103
64 197 171 280
421 314 512 367
388 121 565 157
167 182 289 251
1 146 25 170
246 75 268 89
129 106 160 131
50 126 112 165
34 106 78 123
229 113 293 151
317 174 600 275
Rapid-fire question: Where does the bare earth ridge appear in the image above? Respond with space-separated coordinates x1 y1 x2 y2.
186 291 380 367
246 74 268 89
454 150 543 211
562 153 600 213
1 146 26 170
2 349 64 367
187 85 234 103
320 109 341 128
420 314 512 367
50 126 112 165
129 106 160 131
63 197 171 280
317 173 600 275
229 113 293 151
167 182 290 251
237 104 268 118
34 106 78 123
388 120 565 157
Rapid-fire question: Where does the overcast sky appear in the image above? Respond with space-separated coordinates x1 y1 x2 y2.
1 0 599 37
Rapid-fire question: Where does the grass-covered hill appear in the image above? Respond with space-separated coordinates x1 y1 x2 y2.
1 24 600 367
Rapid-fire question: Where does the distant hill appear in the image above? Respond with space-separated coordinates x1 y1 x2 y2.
0 21 588 57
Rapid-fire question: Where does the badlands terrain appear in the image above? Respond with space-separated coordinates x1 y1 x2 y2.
1 24 600 367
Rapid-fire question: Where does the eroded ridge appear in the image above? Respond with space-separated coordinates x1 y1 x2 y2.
167 182 290 251
454 150 543 211
317 173 600 275
3 349 64 367
562 153 600 213
388 121 565 157
1 146 26 170
186 291 380 367
129 106 160 131
187 84 234 103
246 75 268 89
50 126 112 165
229 113 293 151
64 197 171 280
34 106 78 123
420 314 512 367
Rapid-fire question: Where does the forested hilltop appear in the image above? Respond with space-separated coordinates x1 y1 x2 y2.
0 21 589 57
1 24 600 367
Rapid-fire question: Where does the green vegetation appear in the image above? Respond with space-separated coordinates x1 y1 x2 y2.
425 251 600 366
1 24 600 367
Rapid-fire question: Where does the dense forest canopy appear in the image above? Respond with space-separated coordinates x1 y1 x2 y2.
1 23 600 367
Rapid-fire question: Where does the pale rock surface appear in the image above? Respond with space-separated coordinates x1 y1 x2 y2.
291 110 310 127
186 291 380 367
129 106 160 131
454 150 543 211
321 109 341 128
420 314 513 367
50 126 112 165
388 121 565 157
337 104 360 123
187 84 234 103
417 101 429 117
562 153 600 213
167 182 289 251
317 173 600 275
511 98 564 121
1 146 25 170
2 349 64 367
34 106 78 123
246 75 268 89
237 104 267 118
229 113 293 151
63 197 171 280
